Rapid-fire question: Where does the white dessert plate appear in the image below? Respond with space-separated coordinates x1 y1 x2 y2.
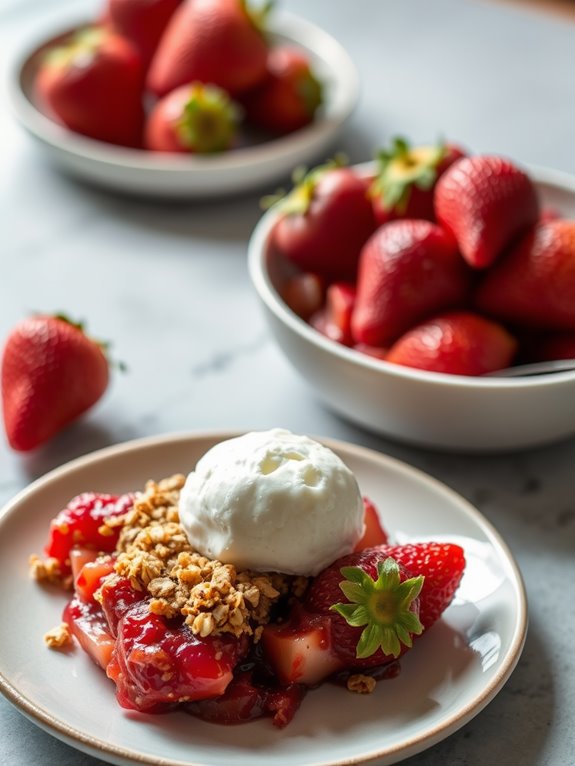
8 13 358 198
0 432 527 766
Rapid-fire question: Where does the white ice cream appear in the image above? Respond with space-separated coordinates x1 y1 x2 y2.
179 428 365 576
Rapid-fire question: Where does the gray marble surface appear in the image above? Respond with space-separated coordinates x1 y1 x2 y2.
1 0 575 764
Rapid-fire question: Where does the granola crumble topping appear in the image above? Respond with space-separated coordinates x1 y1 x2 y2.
346 673 377 694
44 622 73 649
88 475 306 640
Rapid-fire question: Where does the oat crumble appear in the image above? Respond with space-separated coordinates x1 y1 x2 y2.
346 674 377 694
33 474 308 643
43 622 73 649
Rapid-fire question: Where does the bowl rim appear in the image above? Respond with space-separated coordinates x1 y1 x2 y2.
248 161 575 390
8 11 359 175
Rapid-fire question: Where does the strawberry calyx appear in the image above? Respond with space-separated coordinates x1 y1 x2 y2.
50 313 126 372
331 557 424 659
370 137 446 215
176 83 240 153
44 27 106 69
243 0 274 36
262 154 347 213
296 69 324 117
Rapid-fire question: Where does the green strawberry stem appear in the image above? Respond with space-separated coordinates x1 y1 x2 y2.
176 83 240 153
371 136 446 214
244 0 274 35
51 313 127 372
261 153 347 212
331 557 424 659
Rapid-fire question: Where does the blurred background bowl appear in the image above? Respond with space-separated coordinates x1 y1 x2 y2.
8 12 358 199
249 164 575 452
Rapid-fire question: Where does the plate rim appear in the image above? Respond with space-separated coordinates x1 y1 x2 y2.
0 430 528 766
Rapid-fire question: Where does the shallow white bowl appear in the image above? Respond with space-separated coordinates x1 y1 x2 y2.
248 165 575 452
9 13 358 198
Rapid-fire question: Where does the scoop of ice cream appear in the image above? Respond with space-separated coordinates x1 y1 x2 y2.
179 428 364 576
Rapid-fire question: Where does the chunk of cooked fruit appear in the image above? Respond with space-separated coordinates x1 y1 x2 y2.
261 607 344 686
355 497 389 551
45 492 133 574
74 555 115 604
63 596 116 670
98 574 146 636
186 669 305 728
106 601 248 712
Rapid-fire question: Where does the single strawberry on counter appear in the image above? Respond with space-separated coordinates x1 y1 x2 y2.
105 0 182 68
370 137 466 225
351 220 471 347
434 155 540 269
144 82 240 153
1 314 113 451
475 220 575 331
385 311 518 376
269 160 377 283
147 0 270 98
242 45 323 135
35 27 145 147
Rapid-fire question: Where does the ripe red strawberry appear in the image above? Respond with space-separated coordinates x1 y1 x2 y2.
281 273 325 321
242 46 323 135
386 311 517 375
475 220 575 331
306 542 465 669
35 27 144 147
351 220 470 347
1 314 112 451
270 163 377 283
370 137 466 225
106 0 182 68
144 82 240 153
434 155 539 269
147 0 269 98
309 282 356 346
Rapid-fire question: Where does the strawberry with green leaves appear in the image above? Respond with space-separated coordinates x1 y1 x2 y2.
1 314 114 451
306 542 465 669
370 137 466 226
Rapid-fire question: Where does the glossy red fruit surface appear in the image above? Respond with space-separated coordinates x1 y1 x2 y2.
242 46 323 135
107 0 182 67
354 497 388 551
309 282 356 346
351 220 470 347
147 0 269 98
475 220 575 331
63 596 116 670
35 27 145 146
272 166 377 283
2 315 111 451
434 155 539 269
107 601 247 711
74 556 116 604
307 542 465 670
44 493 133 575
186 670 305 728
386 311 517 376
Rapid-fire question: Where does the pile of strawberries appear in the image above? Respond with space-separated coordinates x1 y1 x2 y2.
34 0 323 152
275 139 575 376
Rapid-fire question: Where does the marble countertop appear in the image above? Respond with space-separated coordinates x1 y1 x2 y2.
1 0 575 764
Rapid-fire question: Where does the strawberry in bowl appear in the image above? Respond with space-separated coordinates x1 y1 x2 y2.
31 430 465 727
248 140 575 451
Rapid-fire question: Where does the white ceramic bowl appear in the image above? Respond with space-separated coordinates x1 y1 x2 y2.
8 13 358 198
248 165 575 452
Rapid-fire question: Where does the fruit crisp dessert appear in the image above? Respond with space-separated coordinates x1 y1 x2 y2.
31 429 465 728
